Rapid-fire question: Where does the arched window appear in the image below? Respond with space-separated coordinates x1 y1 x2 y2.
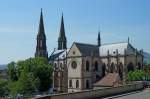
102 63 106 77
76 80 79 88
110 63 115 73
86 61 90 72
138 62 141 70
127 62 134 72
95 61 98 71
60 63 63 70
54 63 57 67
69 80 72 88
96 74 100 82
86 80 90 89
40 40 43 47
118 63 123 80
54 63 57 70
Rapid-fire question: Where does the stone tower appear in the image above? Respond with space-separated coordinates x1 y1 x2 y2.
97 31 101 47
35 9 48 58
58 14 67 50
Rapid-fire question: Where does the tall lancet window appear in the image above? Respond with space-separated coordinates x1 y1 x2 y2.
40 40 43 47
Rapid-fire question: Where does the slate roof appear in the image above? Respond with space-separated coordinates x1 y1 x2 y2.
74 42 99 56
56 49 69 60
49 49 69 61
49 42 141 61
99 42 137 56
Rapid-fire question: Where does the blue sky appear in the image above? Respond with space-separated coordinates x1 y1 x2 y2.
0 0 150 64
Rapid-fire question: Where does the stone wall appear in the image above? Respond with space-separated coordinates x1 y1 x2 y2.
34 82 143 99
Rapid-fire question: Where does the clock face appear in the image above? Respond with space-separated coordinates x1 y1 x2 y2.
71 61 77 69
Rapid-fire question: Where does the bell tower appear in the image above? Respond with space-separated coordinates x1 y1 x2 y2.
35 9 48 58
58 14 67 50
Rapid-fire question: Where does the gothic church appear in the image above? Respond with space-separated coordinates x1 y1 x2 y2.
35 10 143 93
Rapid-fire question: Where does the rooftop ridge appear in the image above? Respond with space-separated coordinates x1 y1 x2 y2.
74 42 97 46
101 41 128 46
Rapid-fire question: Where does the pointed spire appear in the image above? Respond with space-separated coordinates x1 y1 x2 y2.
59 13 65 38
128 37 130 43
38 8 45 36
58 13 67 50
35 9 48 59
97 30 101 47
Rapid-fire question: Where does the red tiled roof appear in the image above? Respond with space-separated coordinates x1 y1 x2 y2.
94 73 121 87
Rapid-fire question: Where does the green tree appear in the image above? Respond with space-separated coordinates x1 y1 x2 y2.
35 64 52 91
0 79 9 97
9 73 39 96
7 61 18 81
127 70 150 81
7 57 53 95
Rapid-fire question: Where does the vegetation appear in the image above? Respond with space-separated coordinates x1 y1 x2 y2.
0 79 9 97
143 64 150 75
9 73 38 95
5 57 52 97
127 70 150 81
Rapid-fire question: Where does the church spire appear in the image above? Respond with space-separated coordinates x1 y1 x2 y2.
35 9 48 59
128 37 130 43
38 9 45 37
58 13 67 50
59 13 65 38
97 30 101 47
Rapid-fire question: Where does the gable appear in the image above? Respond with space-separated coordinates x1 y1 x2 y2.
126 43 136 55
67 43 82 57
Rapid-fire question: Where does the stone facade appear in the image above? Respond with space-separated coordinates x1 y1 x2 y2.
50 41 143 93
35 12 144 93
34 11 144 93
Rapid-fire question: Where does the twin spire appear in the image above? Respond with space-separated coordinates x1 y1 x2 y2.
35 9 67 58
36 9 102 59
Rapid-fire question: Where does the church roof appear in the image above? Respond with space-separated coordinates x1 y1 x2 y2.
99 42 141 56
49 49 69 61
56 49 69 60
49 42 141 61
74 42 99 56
94 73 121 87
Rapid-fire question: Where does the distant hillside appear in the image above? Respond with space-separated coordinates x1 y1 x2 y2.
144 52 150 63
0 64 7 70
